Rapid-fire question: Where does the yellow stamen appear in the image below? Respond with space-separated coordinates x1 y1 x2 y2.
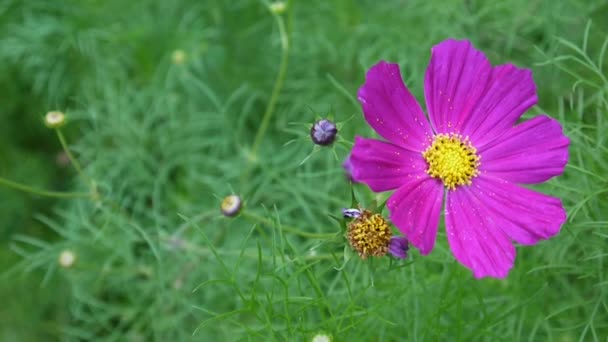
422 133 480 190
347 210 391 258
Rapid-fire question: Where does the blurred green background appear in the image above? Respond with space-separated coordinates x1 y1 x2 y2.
1 0 607 340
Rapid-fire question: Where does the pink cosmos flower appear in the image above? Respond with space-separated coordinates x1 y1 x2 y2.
348 39 569 278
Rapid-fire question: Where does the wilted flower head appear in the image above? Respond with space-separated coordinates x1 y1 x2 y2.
220 195 242 217
348 39 569 278
345 208 392 259
45 111 66 128
58 249 76 268
310 119 338 146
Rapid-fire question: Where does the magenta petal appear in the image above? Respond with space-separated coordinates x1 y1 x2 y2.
349 136 428 192
479 115 570 184
424 39 492 134
446 186 516 279
470 176 566 245
388 177 443 255
358 61 433 151
424 39 537 147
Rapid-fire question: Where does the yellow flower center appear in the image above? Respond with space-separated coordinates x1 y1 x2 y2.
422 133 480 190
347 211 391 259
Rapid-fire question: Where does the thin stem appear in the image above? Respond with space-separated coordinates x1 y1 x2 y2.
250 12 290 159
174 210 218 236
0 177 91 199
241 211 338 239
56 129 95 188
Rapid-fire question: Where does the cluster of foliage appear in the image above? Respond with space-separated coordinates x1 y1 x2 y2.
1 0 607 340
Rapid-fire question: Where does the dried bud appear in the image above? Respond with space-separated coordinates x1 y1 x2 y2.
45 111 66 128
269 2 287 14
58 250 76 268
221 195 242 217
310 119 337 146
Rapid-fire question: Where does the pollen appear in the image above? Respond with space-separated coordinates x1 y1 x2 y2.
347 210 392 258
422 133 480 190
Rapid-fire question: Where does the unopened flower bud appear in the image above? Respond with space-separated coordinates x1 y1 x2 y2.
172 49 186 65
221 195 242 217
312 333 332 342
45 111 66 128
58 249 76 268
269 2 286 14
310 119 337 146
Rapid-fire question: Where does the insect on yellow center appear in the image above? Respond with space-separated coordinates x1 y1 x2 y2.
422 133 480 190
347 210 391 258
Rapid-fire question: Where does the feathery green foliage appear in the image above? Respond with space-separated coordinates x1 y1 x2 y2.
1 0 607 340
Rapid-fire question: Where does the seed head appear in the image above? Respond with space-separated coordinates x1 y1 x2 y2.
310 119 338 146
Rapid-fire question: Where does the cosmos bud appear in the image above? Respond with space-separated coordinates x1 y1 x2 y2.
269 2 287 14
310 119 338 146
58 249 76 268
171 49 186 65
45 111 66 129
221 195 242 217
311 333 332 342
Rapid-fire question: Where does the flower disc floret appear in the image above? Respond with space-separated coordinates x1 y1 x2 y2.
423 133 480 190
347 210 391 258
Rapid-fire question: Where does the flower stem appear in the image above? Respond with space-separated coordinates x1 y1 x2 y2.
0 177 91 199
55 129 95 189
241 211 337 239
250 11 290 159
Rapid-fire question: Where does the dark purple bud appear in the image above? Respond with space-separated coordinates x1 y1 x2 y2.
342 208 362 218
388 236 409 259
310 119 337 146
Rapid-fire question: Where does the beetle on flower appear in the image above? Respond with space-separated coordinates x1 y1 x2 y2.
348 39 569 278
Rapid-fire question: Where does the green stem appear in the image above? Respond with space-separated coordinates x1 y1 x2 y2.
0 177 91 199
174 210 217 235
241 211 337 239
250 12 290 159
56 129 95 188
